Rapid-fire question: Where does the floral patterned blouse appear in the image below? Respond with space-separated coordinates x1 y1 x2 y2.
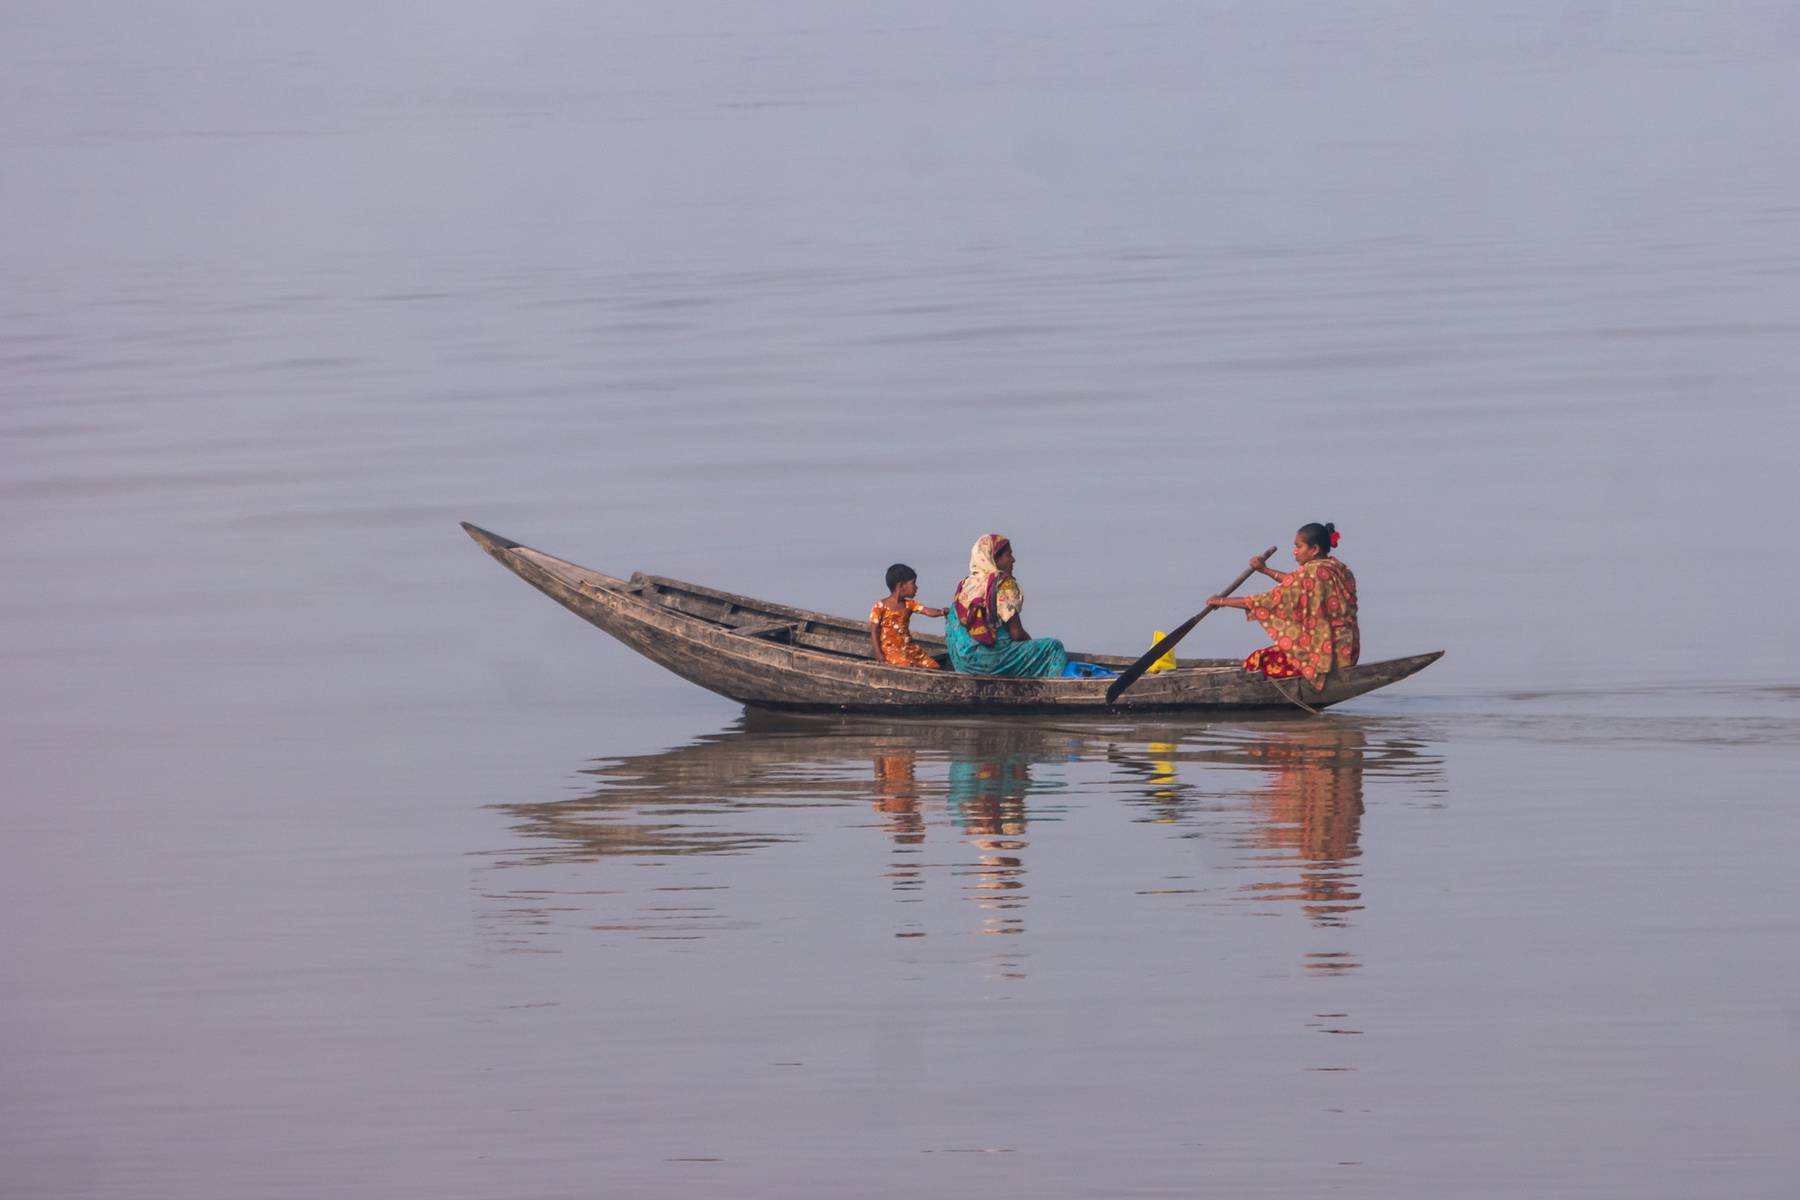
1241 557 1360 690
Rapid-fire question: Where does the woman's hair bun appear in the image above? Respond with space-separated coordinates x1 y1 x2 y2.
1298 522 1339 554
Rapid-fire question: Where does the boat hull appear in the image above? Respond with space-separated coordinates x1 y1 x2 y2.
463 522 1443 715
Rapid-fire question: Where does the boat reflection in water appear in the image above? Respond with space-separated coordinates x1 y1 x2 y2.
482 712 1442 963
1108 722 1439 933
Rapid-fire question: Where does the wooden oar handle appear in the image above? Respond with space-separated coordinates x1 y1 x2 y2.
1212 545 1280 607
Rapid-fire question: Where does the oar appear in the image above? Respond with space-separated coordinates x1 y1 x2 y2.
1105 545 1278 705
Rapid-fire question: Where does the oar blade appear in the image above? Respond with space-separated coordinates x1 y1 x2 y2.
1105 613 1202 704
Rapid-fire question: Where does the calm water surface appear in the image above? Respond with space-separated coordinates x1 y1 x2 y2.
4 2 1799 1196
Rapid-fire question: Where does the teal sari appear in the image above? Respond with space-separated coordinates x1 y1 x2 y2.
944 611 1069 677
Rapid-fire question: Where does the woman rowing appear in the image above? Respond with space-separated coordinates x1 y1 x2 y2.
944 534 1069 677
1208 522 1359 690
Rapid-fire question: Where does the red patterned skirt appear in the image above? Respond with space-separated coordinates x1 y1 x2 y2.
1242 647 1304 679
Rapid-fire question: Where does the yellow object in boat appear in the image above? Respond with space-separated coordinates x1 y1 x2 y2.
1146 632 1178 673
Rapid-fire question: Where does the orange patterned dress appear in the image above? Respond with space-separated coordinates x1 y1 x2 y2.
871 599 941 669
1241 558 1360 690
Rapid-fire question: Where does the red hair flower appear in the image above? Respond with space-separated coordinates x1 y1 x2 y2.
1329 529 1341 547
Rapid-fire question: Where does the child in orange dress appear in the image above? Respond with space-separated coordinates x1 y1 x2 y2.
870 564 948 669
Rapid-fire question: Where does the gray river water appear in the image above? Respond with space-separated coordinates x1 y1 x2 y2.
5 2 1799 1196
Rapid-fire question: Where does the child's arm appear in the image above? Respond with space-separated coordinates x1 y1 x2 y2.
919 605 948 618
870 613 884 661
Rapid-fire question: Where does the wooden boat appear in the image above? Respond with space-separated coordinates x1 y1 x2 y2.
462 522 1443 715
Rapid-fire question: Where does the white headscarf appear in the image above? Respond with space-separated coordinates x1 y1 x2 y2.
954 533 1021 623
955 534 1004 607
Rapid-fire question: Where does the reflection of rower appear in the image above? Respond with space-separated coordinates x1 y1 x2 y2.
1238 725 1367 927
1104 720 1428 933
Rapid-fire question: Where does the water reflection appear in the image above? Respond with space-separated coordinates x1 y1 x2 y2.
481 713 1443 961
1239 727 1368 928
1108 723 1432 928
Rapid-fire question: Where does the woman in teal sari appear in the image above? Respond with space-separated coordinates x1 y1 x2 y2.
944 534 1069 677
